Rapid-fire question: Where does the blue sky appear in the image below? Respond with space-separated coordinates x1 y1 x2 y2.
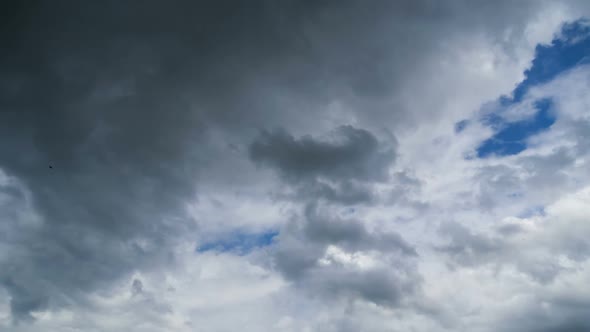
476 98 555 157
197 230 279 255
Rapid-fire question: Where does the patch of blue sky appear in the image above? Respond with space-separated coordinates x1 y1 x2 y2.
457 19 590 158
476 98 555 157
197 230 278 255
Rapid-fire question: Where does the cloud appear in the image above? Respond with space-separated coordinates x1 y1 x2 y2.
3 1 590 331
249 125 396 206
273 203 419 308
248 125 418 308
250 126 396 184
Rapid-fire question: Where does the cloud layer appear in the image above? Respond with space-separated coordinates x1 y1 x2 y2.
2 1 590 331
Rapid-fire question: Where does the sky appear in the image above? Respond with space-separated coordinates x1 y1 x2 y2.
1 1 590 331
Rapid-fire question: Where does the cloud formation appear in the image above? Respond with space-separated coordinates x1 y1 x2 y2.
250 126 395 184
250 125 396 205
3 1 590 331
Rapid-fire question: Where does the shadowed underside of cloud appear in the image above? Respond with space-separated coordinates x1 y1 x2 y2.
248 125 419 307
249 125 396 205
273 204 420 307
250 125 396 184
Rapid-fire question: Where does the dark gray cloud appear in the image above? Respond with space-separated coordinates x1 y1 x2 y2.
0 277 47 323
295 180 376 206
303 265 419 308
249 126 396 205
273 203 419 307
248 123 417 307
250 126 396 184
1 0 230 322
499 298 590 332
301 204 416 256
536 324 590 332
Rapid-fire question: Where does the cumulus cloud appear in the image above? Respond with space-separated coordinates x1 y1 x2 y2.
249 125 419 308
250 126 395 183
249 125 396 205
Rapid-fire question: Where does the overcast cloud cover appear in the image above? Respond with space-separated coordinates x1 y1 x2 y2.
2 1 590 331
